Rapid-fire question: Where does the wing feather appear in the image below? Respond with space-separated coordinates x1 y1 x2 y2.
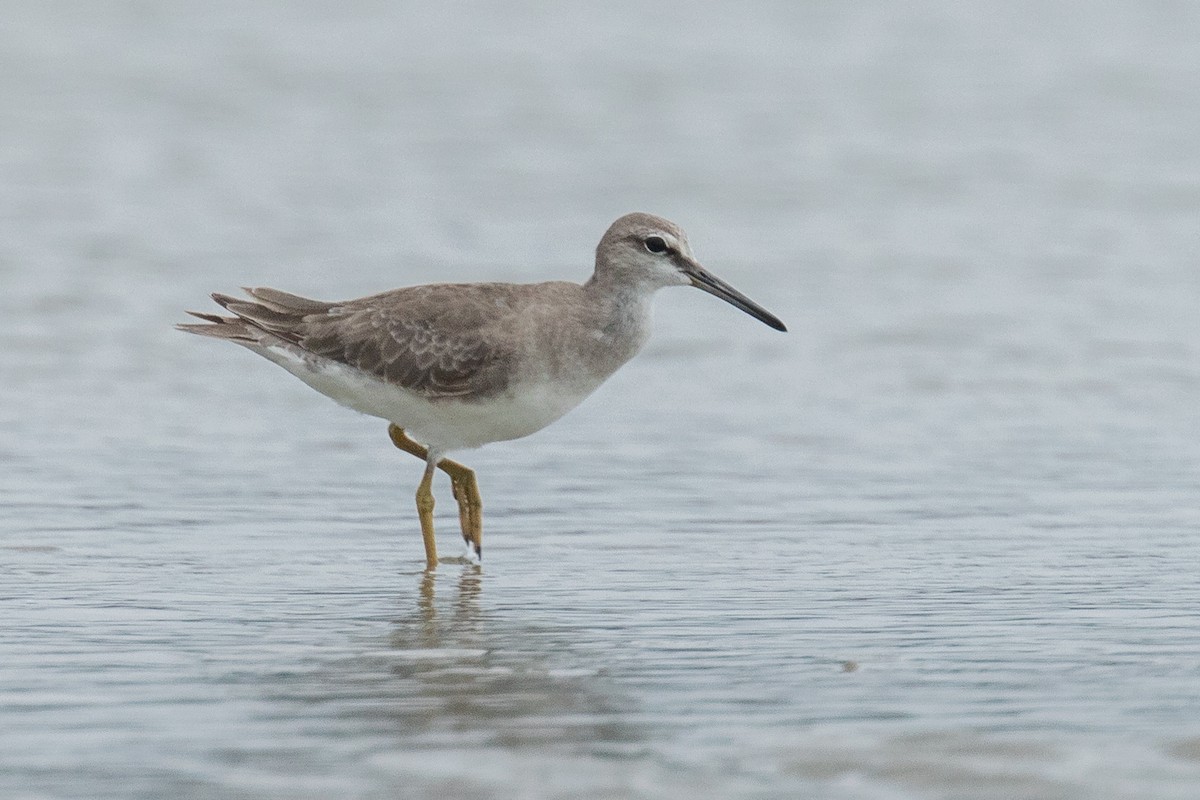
197 285 518 399
294 285 516 399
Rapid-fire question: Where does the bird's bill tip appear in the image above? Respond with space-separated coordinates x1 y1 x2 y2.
685 265 787 332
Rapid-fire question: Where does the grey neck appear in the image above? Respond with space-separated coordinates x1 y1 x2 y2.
582 272 656 355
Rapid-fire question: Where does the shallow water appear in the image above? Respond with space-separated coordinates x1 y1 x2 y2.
3 2 1200 798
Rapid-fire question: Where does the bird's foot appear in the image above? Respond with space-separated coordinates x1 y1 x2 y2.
458 540 481 565
434 549 478 566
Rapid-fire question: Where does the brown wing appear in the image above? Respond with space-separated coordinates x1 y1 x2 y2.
213 285 517 399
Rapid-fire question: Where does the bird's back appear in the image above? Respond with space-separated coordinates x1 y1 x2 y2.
180 278 646 400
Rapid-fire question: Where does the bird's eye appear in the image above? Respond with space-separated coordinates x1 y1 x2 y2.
643 235 670 255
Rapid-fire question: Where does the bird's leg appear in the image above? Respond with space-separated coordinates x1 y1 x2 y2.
388 423 429 460
440 460 483 560
415 459 438 570
449 478 471 549
387 423 482 561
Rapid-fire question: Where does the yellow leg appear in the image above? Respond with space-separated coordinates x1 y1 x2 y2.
415 461 437 570
388 423 484 561
442 461 483 559
388 423 428 460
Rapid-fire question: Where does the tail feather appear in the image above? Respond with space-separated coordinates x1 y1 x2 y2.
242 286 332 314
210 291 310 341
215 298 300 330
175 313 259 343
179 287 330 346
184 310 228 324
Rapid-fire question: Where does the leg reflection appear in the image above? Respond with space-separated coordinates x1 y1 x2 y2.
408 564 483 650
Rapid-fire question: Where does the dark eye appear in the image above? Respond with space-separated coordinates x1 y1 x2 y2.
643 235 670 254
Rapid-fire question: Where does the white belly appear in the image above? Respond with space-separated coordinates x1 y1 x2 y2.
254 342 597 456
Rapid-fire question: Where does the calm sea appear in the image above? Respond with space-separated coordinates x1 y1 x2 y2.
3 2 1199 797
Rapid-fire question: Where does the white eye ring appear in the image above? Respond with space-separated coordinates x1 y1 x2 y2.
643 235 670 255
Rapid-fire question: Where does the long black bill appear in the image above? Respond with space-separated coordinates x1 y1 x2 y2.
683 262 787 332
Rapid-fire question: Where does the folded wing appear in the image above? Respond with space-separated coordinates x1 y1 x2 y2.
181 285 516 400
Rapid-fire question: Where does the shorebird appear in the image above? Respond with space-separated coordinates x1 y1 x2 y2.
179 212 786 569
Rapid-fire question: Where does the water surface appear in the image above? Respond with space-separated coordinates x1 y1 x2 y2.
3 2 1200 798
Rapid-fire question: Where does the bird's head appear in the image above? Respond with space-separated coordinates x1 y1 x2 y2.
594 212 786 332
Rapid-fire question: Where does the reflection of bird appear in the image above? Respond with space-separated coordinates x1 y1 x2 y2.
179 213 786 569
